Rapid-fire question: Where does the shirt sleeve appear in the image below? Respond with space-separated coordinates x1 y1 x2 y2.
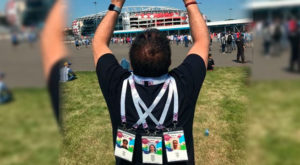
170 54 206 102
96 54 130 99
47 59 65 126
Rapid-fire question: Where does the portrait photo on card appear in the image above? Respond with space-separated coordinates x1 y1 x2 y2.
142 136 163 164
163 130 188 162
114 129 135 162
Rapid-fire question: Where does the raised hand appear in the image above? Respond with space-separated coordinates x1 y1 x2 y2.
111 0 126 7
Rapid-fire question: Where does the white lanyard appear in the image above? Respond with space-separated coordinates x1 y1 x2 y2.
120 74 179 130
130 75 170 129
132 74 169 86
120 78 128 123
170 77 179 123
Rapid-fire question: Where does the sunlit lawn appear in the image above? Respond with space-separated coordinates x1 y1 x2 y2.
3 69 299 165
60 67 248 165
0 88 60 165
247 80 300 165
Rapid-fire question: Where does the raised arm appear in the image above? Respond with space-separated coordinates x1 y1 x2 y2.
92 0 126 66
184 0 209 67
41 0 67 79
40 0 67 126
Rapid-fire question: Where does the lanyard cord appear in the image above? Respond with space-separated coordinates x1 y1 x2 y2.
170 77 179 124
130 75 170 129
120 78 128 123
120 75 179 130
133 74 169 86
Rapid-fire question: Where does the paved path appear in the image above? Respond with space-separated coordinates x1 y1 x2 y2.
0 40 45 88
66 42 253 72
0 39 299 88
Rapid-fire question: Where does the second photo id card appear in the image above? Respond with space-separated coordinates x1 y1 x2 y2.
163 130 188 162
114 129 136 162
142 136 163 164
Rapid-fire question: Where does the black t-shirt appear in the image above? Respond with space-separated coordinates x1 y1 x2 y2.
227 35 232 44
48 59 64 127
236 38 244 52
207 58 215 70
96 54 206 165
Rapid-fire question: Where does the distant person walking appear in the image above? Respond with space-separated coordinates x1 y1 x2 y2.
288 17 300 72
236 35 246 63
263 22 271 56
75 39 80 49
184 35 189 47
221 33 226 54
226 32 233 53
11 33 19 46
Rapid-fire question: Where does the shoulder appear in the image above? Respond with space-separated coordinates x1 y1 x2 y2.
96 53 131 93
96 54 118 68
170 54 206 79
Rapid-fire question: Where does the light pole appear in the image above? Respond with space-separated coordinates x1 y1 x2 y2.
229 8 233 20
93 1 98 36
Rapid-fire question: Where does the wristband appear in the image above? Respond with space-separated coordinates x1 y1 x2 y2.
108 4 122 14
185 1 198 7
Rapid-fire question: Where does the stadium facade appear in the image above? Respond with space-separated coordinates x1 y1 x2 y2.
72 6 193 36
72 6 250 37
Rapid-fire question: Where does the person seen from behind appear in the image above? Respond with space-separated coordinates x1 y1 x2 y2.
226 32 233 53
236 34 246 63
207 53 215 71
221 33 226 54
92 0 209 164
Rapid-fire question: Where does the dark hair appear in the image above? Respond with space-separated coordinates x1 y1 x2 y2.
129 29 171 77
208 53 212 57
149 144 156 152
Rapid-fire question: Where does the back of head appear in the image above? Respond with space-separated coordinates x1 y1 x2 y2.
129 29 171 77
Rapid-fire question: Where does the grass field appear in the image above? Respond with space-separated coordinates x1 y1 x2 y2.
2 68 299 165
60 67 249 165
0 88 60 165
247 80 300 165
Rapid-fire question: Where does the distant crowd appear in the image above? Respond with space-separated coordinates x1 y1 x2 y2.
74 38 91 49
254 16 300 72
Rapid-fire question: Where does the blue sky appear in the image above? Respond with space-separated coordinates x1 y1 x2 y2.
1 0 249 26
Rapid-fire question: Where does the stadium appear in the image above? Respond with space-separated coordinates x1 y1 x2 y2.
72 6 251 37
72 6 189 36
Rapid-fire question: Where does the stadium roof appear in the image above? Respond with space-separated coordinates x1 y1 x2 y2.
122 6 183 13
79 6 184 20
113 18 252 34
247 0 300 10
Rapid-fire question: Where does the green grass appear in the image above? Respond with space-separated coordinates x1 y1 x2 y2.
60 67 248 165
60 72 114 165
194 67 248 165
0 88 60 165
247 81 300 165
2 69 299 165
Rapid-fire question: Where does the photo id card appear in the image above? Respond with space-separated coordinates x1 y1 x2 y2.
114 129 136 162
142 136 163 164
163 130 188 162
